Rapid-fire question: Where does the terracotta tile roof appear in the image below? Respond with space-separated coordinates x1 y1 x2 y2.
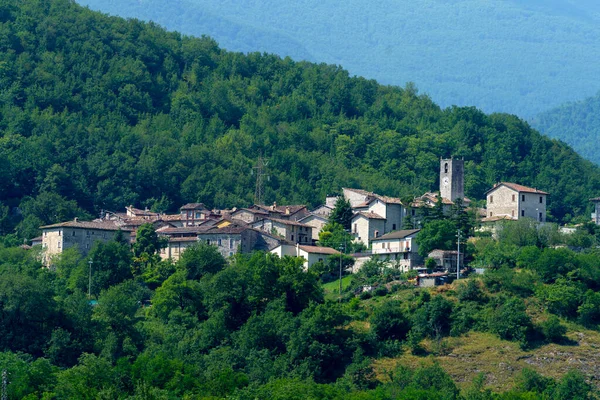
180 203 208 210
480 215 516 222
41 219 130 231
254 217 311 227
168 237 199 243
299 214 328 223
344 188 403 205
298 245 340 255
353 212 386 220
159 226 211 235
231 208 270 216
487 182 549 195
371 229 421 241
200 226 250 235
161 214 182 221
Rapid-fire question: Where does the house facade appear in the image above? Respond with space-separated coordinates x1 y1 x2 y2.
485 182 548 222
40 219 130 264
428 249 464 272
197 226 282 258
271 244 340 270
591 197 600 225
251 217 312 244
298 214 328 241
369 229 422 271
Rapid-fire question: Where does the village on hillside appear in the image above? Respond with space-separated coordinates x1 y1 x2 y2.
34 158 593 287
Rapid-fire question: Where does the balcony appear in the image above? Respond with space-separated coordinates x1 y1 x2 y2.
372 247 411 255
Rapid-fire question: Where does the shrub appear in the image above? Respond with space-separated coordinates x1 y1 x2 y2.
540 315 567 343
373 286 388 297
487 297 533 348
370 300 411 341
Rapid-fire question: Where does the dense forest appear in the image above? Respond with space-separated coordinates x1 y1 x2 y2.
2 0 600 241
76 0 600 117
532 92 600 165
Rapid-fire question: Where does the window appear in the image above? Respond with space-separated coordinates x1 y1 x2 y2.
86 231 90 236
392 224 396 230
489 212 493 217
218 238 222 246
374 230 379 238
318 258 323 262
58 230 61 236
382 243 385 249
539 196 543 204
86 244 89 249
512 194 516 202
512 210 515 217
444 163 448 173
72 231 76 236
58 242 61 248
206 239 210 244
521 210 525 217
522 194 525 202
353 223 357 233
229 239 234 249
411 209 415 216
539 212 543 221
229 252 234 257
291 234 294 241
196 212 201 219
489 195 493 204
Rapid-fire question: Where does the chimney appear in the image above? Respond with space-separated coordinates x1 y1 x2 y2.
74 217 79 222
272 201 277 211
286 207 290 215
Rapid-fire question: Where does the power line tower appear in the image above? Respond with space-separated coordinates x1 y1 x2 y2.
252 156 269 205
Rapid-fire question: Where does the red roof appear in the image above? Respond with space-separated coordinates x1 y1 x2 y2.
487 182 548 195
353 212 386 220
298 245 340 255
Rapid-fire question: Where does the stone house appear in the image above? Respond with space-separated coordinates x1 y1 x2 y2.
161 237 198 261
369 229 422 272
270 244 340 270
180 203 215 226
230 208 271 223
343 188 405 246
427 249 464 272
251 203 309 221
197 226 282 258
250 217 313 244
484 182 548 222
311 204 333 217
590 197 600 225
351 212 386 245
298 213 328 241
40 218 131 265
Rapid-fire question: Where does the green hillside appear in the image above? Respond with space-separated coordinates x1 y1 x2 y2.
1 0 600 240
532 92 600 165
76 0 600 118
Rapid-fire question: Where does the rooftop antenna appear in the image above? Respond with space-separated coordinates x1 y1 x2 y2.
252 156 269 205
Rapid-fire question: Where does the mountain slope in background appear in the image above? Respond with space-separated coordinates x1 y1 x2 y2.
532 92 600 165
1 0 600 239
76 0 600 118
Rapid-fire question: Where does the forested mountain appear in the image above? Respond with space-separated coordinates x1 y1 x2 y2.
75 0 600 118
1 0 600 239
532 92 600 165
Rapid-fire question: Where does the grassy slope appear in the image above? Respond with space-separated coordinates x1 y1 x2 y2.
355 282 600 392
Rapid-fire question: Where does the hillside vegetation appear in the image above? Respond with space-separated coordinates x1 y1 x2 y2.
2 0 600 239
532 92 600 165
76 0 600 117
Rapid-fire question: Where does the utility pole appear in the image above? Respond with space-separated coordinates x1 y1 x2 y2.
338 230 348 302
456 230 461 280
252 156 269 205
2 370 7 400
88 259 93 298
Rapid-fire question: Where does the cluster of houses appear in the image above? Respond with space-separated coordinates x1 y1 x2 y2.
36 157 581 281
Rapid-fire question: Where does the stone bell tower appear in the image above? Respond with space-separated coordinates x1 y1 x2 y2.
440 157 464 202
